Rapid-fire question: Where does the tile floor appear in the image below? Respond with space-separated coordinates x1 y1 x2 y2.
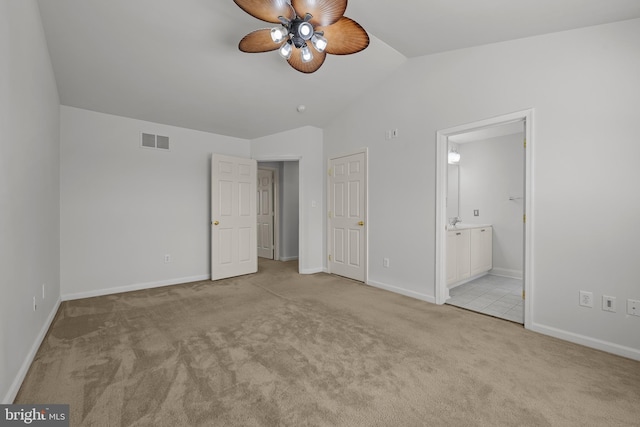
447 274 524 324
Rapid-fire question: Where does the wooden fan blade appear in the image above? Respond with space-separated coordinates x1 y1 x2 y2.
287 46 327 73
291 0 347 27
318 17 369 55
239 29 281 53
233 0 294 24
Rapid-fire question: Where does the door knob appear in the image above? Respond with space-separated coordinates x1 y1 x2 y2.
213 221 219 226
358 221 365 226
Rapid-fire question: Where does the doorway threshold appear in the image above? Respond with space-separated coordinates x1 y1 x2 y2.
446 275 523 324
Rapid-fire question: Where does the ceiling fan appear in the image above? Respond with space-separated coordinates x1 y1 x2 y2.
234 0 369 73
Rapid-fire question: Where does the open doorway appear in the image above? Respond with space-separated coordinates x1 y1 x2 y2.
435 110 533 328
258 161 299 263
445 122 525 323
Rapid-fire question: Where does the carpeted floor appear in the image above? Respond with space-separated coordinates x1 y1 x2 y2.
15 260 640 426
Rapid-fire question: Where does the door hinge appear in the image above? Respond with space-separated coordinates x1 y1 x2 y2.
522 290 525 300
328 254 332 261
523 214 526 223
524 139 527 149
328 168 333 177
328 211 332 219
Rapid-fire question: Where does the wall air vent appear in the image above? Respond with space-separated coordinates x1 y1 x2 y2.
141 133 170 150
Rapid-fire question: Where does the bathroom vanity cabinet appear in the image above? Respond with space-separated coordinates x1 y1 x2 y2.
447 225 493 286
446 229 470 285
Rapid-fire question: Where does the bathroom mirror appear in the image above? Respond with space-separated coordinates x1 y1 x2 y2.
447 164 459 219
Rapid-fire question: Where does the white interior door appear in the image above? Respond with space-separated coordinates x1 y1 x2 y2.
257 169 274 259
211 154 257 281
329 151 366 281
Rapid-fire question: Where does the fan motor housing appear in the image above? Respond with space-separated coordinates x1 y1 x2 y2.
290 19 314 48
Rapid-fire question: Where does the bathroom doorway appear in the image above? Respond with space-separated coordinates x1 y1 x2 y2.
435 110 533 328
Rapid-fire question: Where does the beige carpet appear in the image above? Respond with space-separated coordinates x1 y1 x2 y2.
15 260 640 426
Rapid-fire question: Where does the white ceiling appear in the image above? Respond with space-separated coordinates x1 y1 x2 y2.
36 0 640 139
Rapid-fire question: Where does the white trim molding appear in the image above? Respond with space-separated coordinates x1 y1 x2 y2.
490 268 523 280
62 275 210 301
531 322 640 362
3 298 61 404
299 267 324 275
367 279 437 305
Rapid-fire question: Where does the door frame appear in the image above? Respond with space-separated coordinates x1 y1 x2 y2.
257 167 279 261
435 109 534 329
253 155 302 273
327 148 368 283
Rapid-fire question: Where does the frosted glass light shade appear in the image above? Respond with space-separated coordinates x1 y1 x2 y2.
298 22 313 40
279 42 293 59
448 151 461 164
301 45 313 63
270 26 289 43
311 34 327 52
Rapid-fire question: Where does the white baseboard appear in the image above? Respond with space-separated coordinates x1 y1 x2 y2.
490 268 523 279
62 274 210 301
530 322 640 362
280 256 299 262
367 279 436 304
3 297 61 404
448 272 489 289
299 267 324 274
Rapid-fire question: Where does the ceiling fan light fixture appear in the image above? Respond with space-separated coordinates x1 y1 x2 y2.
300 45 313 63
234 0 370 73
270 26 289 43
279 41 293 59
297 21 314 40
311 33 327 53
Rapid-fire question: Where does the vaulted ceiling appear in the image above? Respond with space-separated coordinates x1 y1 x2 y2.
37 0 640 139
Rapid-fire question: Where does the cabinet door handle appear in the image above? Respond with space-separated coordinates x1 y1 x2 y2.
481 229 485 232
456 232 461 236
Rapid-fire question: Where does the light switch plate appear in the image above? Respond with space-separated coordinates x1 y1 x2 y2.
628 299 640 316
602 295 616 312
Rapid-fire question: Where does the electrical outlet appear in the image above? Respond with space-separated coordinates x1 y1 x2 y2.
602 295 616 312
474 210 479 216
164 254 171 263
628 299 640 317
579 291 593 308
383 258 390 268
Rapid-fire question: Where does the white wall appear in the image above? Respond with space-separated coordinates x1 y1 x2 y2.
324 19 640 359
0 0 60 403
251 126 324 273
60 106 250 299
458 133 524 277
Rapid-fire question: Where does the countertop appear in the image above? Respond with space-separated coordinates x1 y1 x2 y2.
447 223 492 231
